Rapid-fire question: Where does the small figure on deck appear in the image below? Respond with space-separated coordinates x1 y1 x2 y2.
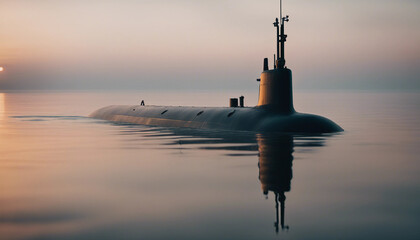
140 100 145 106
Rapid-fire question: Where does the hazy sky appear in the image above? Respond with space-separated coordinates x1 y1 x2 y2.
0 0 419 90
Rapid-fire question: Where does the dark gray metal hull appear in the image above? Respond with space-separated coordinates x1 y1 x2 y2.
89 105 343 133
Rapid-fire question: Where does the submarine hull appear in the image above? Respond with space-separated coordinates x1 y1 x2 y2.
89 105 343 134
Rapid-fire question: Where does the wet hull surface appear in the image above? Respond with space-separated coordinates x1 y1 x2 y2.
90 105 343 133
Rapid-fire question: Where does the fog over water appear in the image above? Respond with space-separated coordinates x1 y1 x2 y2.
0 0 419 90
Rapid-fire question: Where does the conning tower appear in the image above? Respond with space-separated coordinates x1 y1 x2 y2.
258 0 294 114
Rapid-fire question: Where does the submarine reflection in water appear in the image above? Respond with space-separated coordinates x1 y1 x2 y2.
127 126 328 233
257 135 293 233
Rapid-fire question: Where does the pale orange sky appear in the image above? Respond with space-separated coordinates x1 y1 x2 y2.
0 0 419 90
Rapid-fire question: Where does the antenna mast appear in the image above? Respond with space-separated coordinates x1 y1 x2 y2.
280 0 282 24
274 0 289 69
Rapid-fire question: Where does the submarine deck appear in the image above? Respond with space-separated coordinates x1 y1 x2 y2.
89 105 343 133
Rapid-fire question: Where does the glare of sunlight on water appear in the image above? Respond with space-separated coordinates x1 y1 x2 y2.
0 93 4 124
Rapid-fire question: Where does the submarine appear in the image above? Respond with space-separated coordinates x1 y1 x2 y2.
90 1 343 134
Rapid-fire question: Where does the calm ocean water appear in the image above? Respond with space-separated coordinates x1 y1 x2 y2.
0 90 419 240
